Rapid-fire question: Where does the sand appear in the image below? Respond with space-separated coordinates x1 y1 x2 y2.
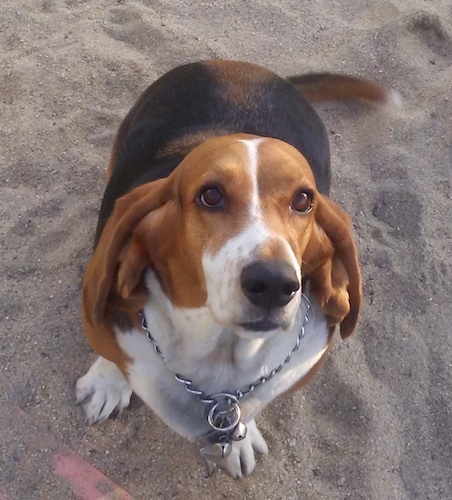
1 0 451 498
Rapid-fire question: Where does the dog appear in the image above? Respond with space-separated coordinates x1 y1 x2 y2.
76 60 398 478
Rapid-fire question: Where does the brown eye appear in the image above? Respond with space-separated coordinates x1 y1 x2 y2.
199 186 225 208
291 190 313 214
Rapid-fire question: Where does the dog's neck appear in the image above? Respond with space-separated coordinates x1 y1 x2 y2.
141 270 307 397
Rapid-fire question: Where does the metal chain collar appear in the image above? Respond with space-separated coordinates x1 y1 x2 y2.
139 299 311 460
139 297 311 406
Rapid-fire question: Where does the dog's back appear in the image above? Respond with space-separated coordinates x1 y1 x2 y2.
96 60 397 241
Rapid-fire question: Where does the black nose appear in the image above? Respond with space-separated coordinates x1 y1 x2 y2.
240 261 300 309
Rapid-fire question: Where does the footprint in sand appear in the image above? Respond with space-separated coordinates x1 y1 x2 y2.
103 4 168 54
407 10 452 58
372 188 422 240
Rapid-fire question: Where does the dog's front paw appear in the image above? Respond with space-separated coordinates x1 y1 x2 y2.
75 357 133 425
215 419 268 478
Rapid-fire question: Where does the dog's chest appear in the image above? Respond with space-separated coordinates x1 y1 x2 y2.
115 290 330 440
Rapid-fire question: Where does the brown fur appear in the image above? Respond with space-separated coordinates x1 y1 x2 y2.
301 194 361 339
82 133 361 371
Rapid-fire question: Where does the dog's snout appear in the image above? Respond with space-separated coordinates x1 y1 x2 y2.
240 261 300 309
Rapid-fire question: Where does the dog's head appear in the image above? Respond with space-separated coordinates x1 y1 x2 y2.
83 134 361 340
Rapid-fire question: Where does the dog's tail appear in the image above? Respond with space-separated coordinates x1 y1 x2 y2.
287 73 401 106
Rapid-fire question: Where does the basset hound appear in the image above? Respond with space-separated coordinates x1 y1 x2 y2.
76 60 398 478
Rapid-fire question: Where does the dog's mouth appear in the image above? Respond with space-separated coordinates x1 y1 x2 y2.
238 318 281 332
237 291 302 334
238 310 296 333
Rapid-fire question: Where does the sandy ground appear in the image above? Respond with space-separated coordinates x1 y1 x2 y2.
1 0 451 499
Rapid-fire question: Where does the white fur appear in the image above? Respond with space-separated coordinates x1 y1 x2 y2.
128 276 329 421
77 270 329 476
219 418 269 478
76 136 330 477
202 222 302 334
239 138 263 219
75 357 132 425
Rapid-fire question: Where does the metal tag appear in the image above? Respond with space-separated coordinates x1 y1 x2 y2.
207 393 241 432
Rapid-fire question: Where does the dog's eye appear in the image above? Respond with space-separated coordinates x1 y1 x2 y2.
199 186 225 208
291 190 313 214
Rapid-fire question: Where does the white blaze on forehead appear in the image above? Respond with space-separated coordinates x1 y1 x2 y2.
235 137 301 280
238 138 264 219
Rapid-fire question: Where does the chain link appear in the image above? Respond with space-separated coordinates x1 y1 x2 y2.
139 297 311 406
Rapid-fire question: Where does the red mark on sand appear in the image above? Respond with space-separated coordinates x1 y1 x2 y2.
53 454 133 500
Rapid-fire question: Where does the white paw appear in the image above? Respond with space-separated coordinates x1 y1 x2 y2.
75 357 133 425
216 419 268 478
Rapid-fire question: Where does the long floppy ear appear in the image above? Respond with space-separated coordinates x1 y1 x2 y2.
82 178 171 331
303 194 362 339
113 233 151 310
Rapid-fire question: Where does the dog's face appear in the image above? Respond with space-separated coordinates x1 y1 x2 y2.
84 134 361 341
175 136 316 335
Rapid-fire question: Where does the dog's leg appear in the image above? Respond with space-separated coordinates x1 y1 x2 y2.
215 419 269 478
75 356 133 425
